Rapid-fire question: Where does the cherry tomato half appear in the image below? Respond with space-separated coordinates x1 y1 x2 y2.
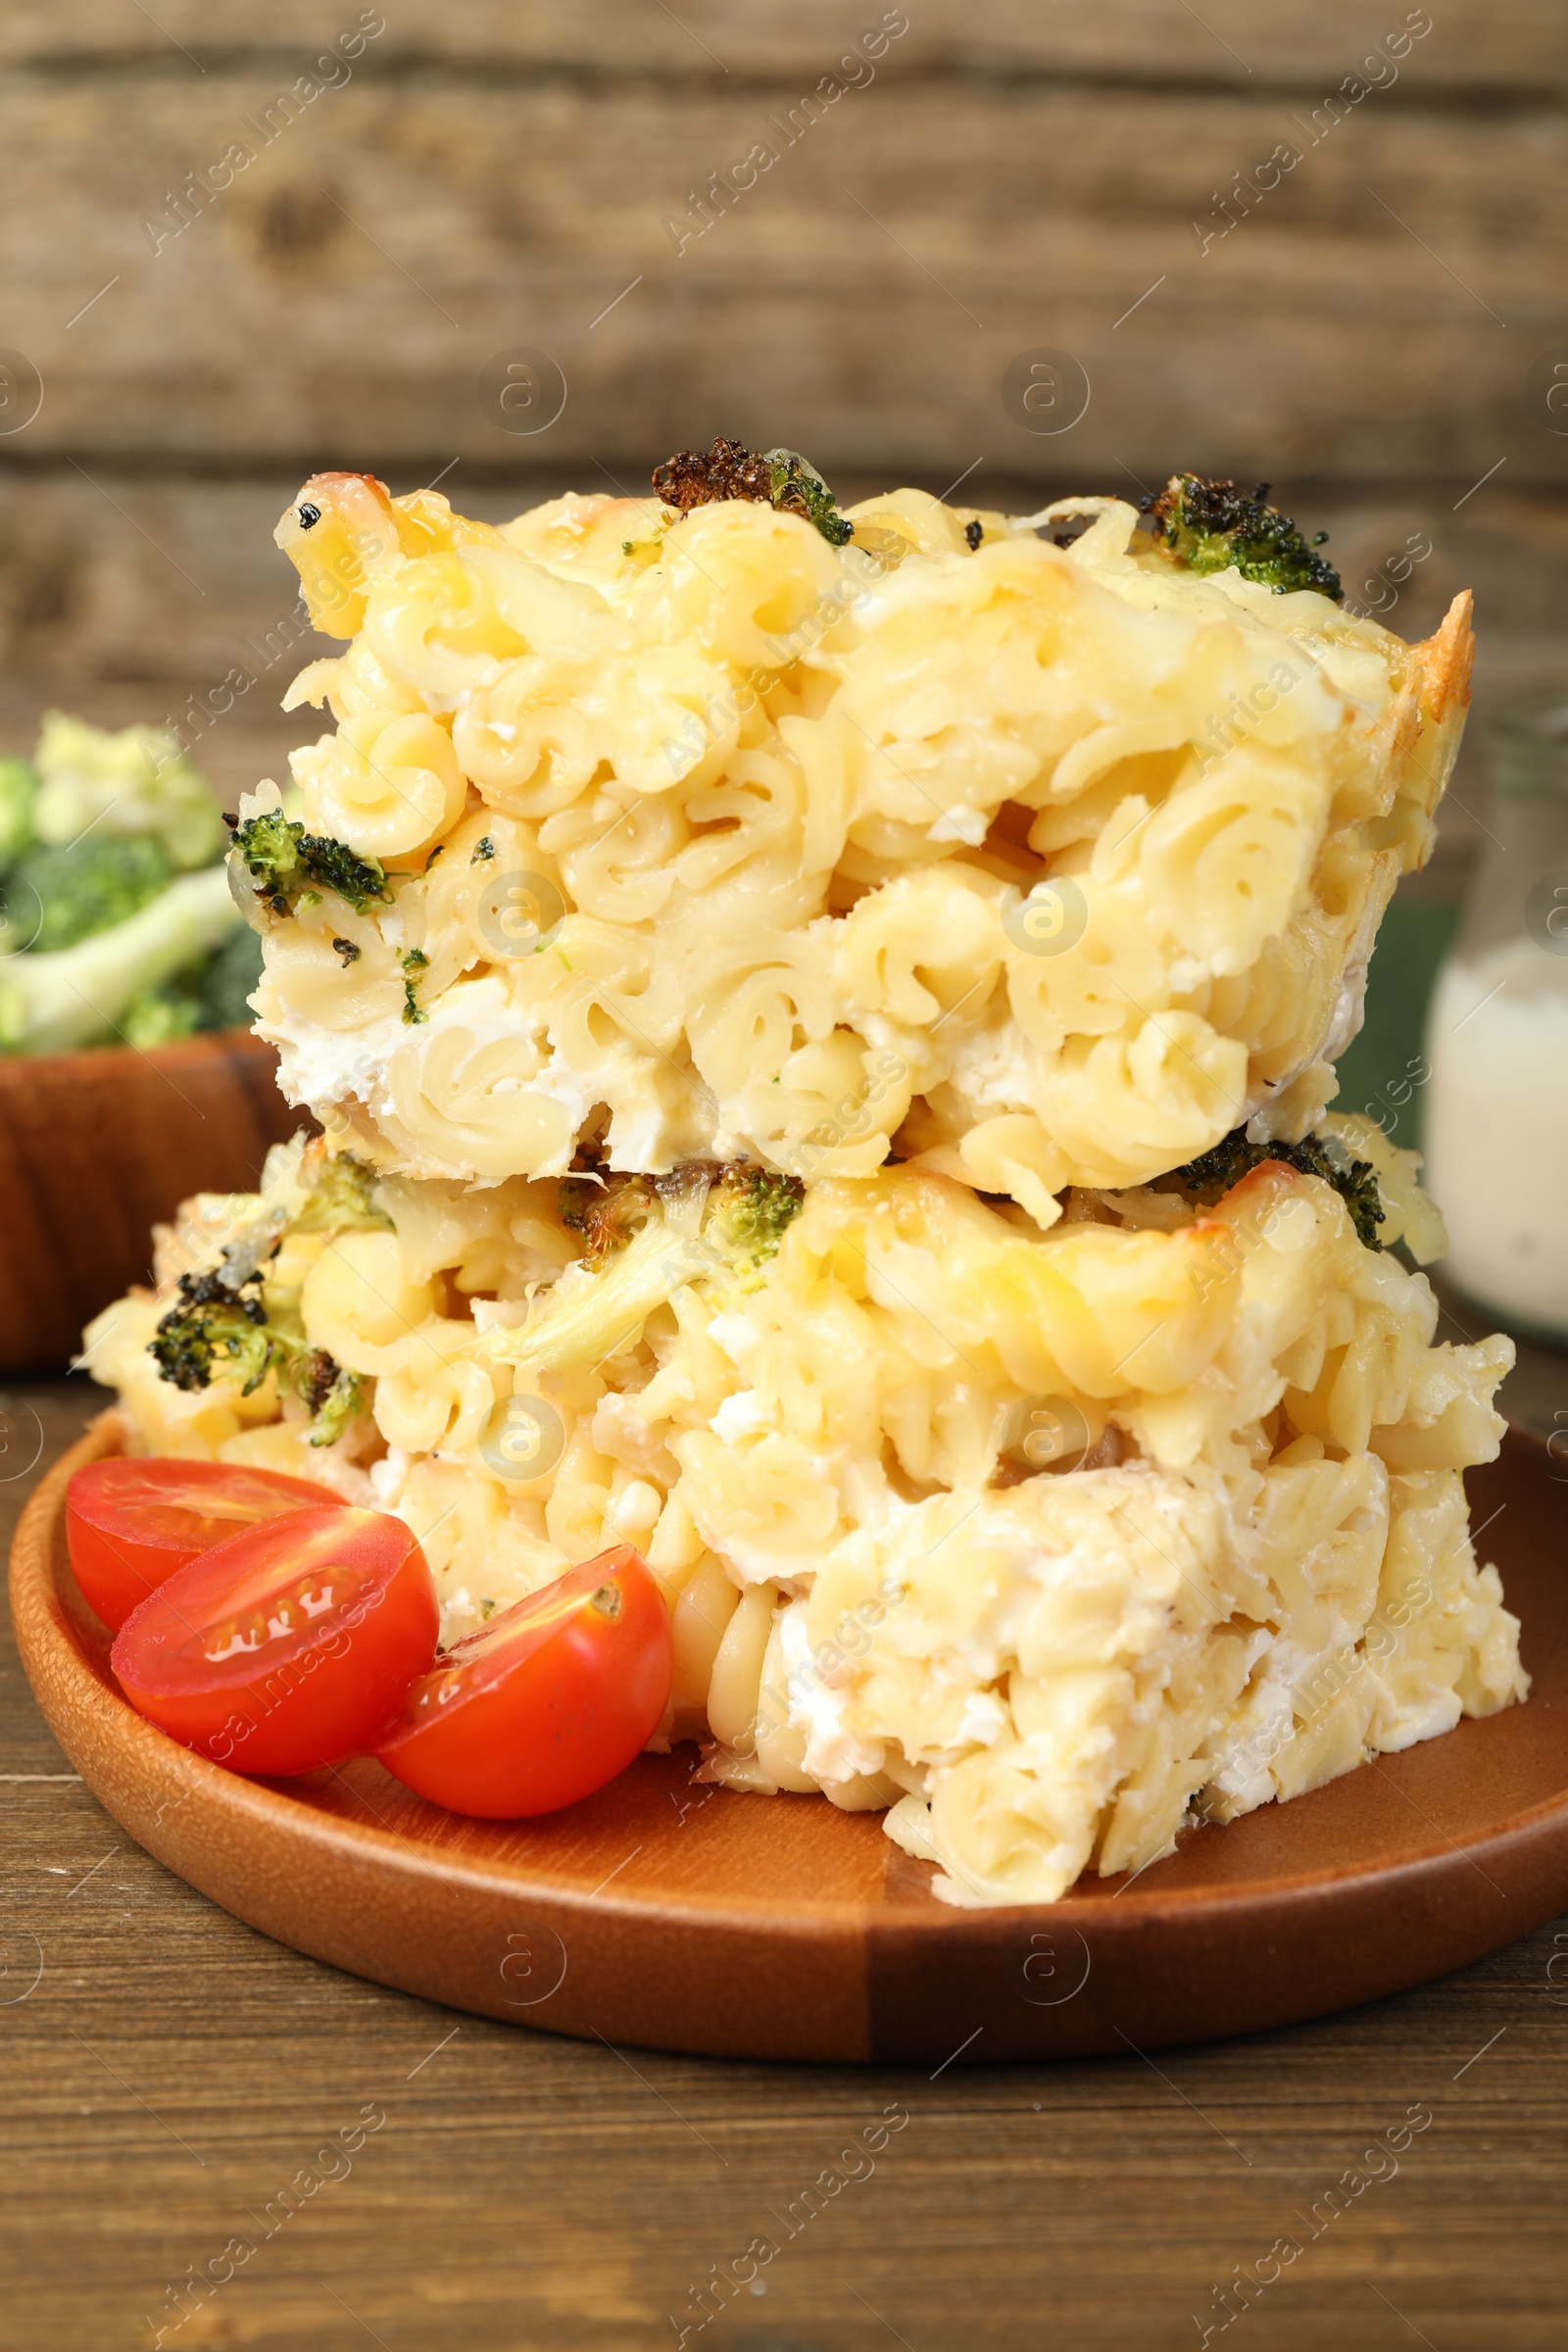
67 1457 344 1633
112 1506 439 1776
377 1546 673 1818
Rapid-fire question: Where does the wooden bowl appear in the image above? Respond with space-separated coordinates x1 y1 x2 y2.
0 1030 307 1372
12 1416 1568 2064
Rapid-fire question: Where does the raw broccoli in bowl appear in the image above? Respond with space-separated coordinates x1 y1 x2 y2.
0 715 263 1055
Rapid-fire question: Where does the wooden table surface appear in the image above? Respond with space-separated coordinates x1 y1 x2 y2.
3 1326 1566 2352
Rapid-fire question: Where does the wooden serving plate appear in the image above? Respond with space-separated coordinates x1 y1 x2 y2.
13 1416 1568 2065
0 1030 307 1372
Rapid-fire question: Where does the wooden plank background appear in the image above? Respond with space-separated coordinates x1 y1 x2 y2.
1 23 1566 2341
1 0 1564 886
0 8 1563 478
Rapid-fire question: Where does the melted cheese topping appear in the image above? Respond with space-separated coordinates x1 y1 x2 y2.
247 479 1465 1217
87 1144 1522 1907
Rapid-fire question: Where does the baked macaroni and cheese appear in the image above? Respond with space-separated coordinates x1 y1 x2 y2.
83 1119 1523 1907
239 459 1472 1225
78 448 1524 1906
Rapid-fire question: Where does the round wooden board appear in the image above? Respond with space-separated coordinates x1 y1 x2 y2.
13 1415 1568 2065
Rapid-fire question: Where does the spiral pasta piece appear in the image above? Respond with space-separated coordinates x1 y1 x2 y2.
384 1013 574 1181
293 710 467 864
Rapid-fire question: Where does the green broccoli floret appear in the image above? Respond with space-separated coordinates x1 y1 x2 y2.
490 1160 806 1378
558 1172 660 1269
400 948 429 1024
292 1152 391 1235
652 437 855 547
707 1165 805 1265
32 713 226 870
121 981 202 1051
229 808 301 915
150 1267 275 1394
119 924 266 1049
194 922 266 1031
294 1348 366 1446
1145 475 1342 601
0 756 37 870
0 719 255 1050
149 1265 365 1443
7 834 174 953
292 829 391 911
1162 1127 1265 1207
762 449 855 548
229 810 391 920
0 865 239 1054
1164 1125 1385 1250
556 1163 804 1277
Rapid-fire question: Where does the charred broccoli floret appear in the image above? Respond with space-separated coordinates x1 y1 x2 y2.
493 1161 807 1378
149 1263 366 1443
557 1161 804 1278
707 1165 805 1266
653 436 773 511
652 438 854 547
294 1348 366 1446
558 1171 661 1269
1145 475 1341 601
229 810 391 919
295 1348 340 1415
558 1163 805 1272
1164 1126 1385 1250
149 1267 274 1394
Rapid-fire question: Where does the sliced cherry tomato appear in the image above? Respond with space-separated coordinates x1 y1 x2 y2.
67 1457 344 1633
112 1506 438 1776
377 1545 673 1818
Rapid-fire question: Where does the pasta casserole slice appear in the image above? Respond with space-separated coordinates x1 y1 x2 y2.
83 1121 1523 1907
239 464 1471 1225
